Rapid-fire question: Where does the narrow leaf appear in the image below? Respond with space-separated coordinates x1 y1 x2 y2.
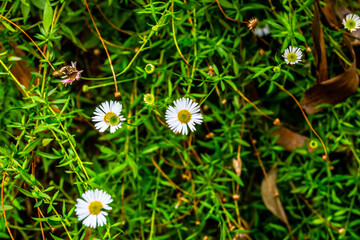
43 0 53 34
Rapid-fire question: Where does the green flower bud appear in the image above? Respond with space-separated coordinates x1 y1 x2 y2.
152 25 158 32
145 64 155 74
273 66 281 73
83 84 89 93
309 140 318 149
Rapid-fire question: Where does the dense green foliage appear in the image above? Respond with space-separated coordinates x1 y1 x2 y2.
1 0 360 239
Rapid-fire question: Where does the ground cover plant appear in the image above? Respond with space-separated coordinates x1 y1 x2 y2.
1 0 360 239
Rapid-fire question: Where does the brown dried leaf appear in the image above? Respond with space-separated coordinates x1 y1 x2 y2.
84 229 93 240
8 42 35 89
272 127 313 152
334 2 351 19
301 36 359 114
312 0 328 83
232 158 242 177
261 163 289 224
319 0 340 30
0 41 36 97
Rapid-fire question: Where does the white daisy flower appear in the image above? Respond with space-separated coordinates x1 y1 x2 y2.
92 100 125 133
165 98 203 135
282 46 303 65
75 189 113 228
343 13 360 32
253 24 270 37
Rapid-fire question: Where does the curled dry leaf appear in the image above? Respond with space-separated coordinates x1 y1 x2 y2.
0 42 35 96
312 0 328 84
318 0 340 30
301 35 359 114
261 163 292 235
334 2 351 20
272 127 314 152
232 158 242 177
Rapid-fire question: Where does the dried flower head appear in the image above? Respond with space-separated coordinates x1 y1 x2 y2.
52 61 83 86
207 66 215 76
247 18 258 31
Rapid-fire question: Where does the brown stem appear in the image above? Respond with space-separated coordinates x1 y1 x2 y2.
235 88 273 121
273 82 329 163
93 0 136 36
215 0 247 23
2 174 15 240
83 0 119 93
0 14 55 70
289 180 343 233
151 155 193 196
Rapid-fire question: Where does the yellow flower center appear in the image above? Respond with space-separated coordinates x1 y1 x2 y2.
88 201 103 215
145 64 155 74
346 19 356 29
144 94 155 105
104 112 120 126
177 109 192 123
286 52 297 62
309 140 318 149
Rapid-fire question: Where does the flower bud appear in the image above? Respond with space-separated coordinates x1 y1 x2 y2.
152 25 158 32
145 64 155 74
273 66 281 73
114 91 121 98
82 85 89 92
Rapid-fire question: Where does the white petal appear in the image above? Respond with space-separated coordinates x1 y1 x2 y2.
83 215 96 228
97 213 107 227
77 213 90 221
82 190 92 203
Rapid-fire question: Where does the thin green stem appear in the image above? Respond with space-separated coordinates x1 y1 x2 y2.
149 171 160 240
186 6 197 95
0 59 90 183
81 2 172 82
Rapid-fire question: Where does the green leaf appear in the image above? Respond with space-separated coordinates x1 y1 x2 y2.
224 79 237 91
37 151 62 159
48 215 61 221
0 205 14 212
8 56 23 62
252 66 273 79
14 186 34 198
43 0 53 34
2 22 16 32
0 232 10 238
20 138 42 155
31 0 45 9
142 144 159 154
50 233 65 240
223 168 244 186
311 218 324 225
21 2 31 23
34 200 43 208
42 138 53 146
